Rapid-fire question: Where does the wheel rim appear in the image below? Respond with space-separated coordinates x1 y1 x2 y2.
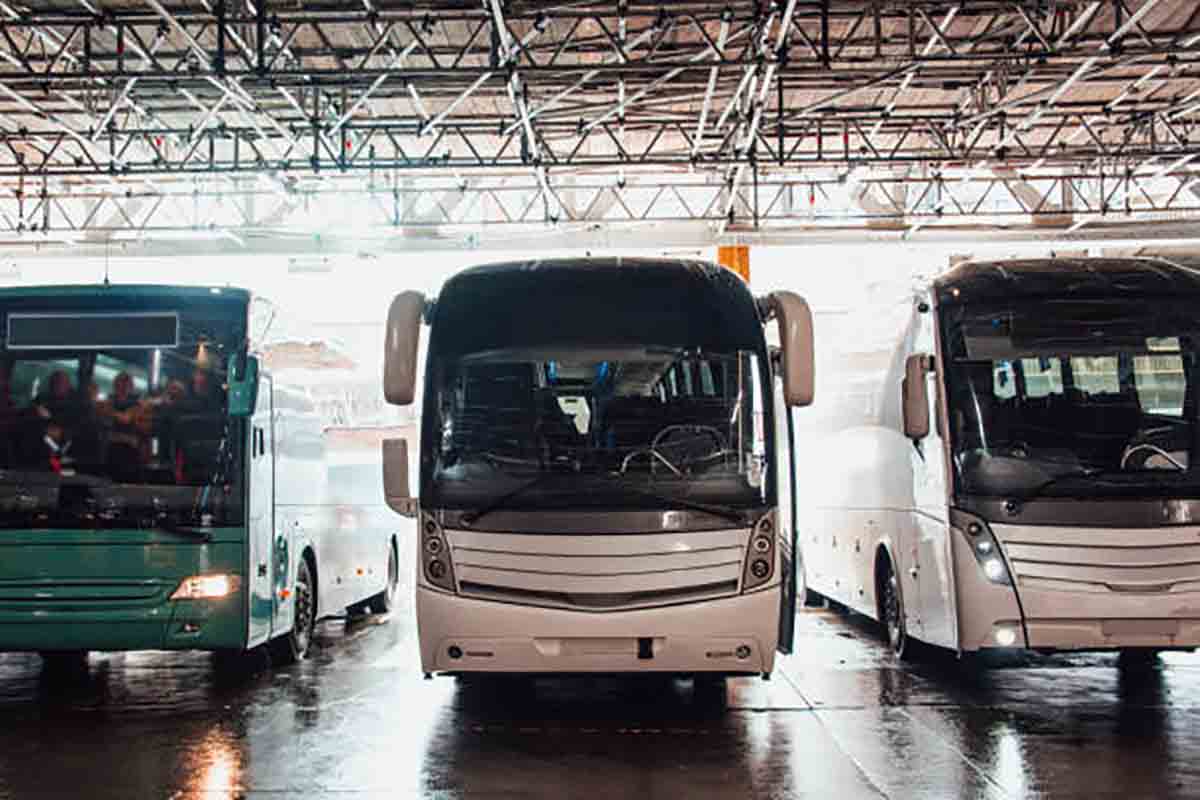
294 562 314 653
883 573 904 652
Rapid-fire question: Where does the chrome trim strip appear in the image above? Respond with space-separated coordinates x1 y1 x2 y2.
436 508 758 534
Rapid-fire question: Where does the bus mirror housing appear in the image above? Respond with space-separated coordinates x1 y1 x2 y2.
382 437 417 517
384 291 425 406
767 291 815 407
903 354 930 440
227 353 259 417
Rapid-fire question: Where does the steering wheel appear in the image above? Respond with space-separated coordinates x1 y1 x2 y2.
652 424 727 459
1121 443 1186 471
619 448 682 476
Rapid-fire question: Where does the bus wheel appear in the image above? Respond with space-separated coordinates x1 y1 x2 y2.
880 561 910 659
39 650 88 674
367 543 399 615
1118 649 1160 668
270 557 316 665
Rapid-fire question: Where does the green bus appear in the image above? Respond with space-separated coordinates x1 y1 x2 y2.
0 285 399 665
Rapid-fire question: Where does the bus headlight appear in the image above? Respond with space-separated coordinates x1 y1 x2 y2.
950 510 1012 586
170 574 240 600
422 513 456 592
742 512 776 591
982 557 1007 583
994 624 1019 647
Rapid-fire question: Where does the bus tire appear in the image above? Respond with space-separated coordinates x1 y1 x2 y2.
367 540 400 615
1117 648 1160 668
878 557 911 660
39 650 88 673
270 555 316 665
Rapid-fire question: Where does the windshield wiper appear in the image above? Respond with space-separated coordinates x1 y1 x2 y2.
460 472 562 526
1008 467 1121 509
608 483 747 526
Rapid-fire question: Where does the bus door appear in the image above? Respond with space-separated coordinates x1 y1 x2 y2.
773 354 800 654
913 358 953 648
247 374 276 645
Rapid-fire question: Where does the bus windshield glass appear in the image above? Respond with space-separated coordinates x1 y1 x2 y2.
0 300 244 529
426 347 768 512
941 297 1200 499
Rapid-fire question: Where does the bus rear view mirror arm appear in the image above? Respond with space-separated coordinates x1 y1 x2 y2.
903 353 931 441
383 437 417 518
384 291 426 406
763 291 815 407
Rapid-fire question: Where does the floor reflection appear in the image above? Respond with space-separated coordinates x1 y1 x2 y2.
0 608 1197 798
185 730 244 799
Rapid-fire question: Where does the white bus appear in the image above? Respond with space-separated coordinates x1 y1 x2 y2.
799 257 1200 658
380 258 814 678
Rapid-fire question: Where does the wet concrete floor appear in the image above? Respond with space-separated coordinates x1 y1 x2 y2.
0 606 1197 799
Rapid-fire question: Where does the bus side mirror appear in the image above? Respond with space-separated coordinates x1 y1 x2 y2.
383 437 416 517
384 291 425 406
903 354 930 440
767 291 814 407
227 353 259 417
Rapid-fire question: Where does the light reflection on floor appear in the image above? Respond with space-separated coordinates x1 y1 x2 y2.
1 608 1198 799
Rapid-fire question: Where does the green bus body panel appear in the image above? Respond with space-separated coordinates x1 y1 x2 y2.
0 284 252 303
0 528 248 652
0 285 287 654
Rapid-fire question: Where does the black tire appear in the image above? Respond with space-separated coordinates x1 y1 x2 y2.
39 650 88 673
879 559 911 660
367 542 399 615
212 648 252 680
269 556 316 665
1118 648 1160 667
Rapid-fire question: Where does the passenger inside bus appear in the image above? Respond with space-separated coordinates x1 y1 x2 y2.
0 353 230 487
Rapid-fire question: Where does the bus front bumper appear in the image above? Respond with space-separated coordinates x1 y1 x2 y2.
417 586 779 675
1017 587 1200 651
0 595 245 653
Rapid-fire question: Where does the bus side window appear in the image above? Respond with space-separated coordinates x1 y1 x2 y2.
699 360 716 397
1021 357 1063 399
994 361 1017 401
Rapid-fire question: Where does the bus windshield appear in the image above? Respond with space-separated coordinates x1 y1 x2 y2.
426 347 768 513
0 304 243 529
941 297 1200 499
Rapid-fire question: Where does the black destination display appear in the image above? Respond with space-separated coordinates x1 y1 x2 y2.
7 312 179 349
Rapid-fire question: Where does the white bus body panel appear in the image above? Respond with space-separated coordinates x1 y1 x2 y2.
797 302 958 650
268 377 392 629
415 527 781 673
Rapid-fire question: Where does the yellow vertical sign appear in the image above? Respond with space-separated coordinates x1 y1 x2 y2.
717 245 750 283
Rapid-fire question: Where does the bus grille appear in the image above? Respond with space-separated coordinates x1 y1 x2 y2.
996 525 1200 594
0 580 168 609
447 528 748 612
